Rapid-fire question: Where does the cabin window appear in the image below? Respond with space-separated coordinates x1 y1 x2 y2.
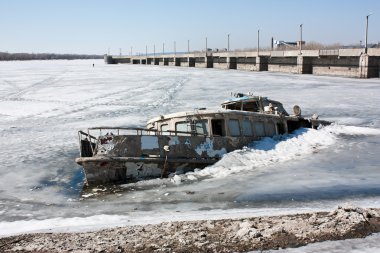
161 124 169 131
211 119 225 136
175 121 190 135
195 120 209 135
161 124 169 135
242 119 253 136
242 101 260 112
225 102 242 110
266 122 276 136
254 122 265 137
228 119 240 137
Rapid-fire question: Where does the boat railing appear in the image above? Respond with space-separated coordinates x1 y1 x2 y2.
86 127 159 136
77 127 208 157
83 127 206 137
78 131 98 157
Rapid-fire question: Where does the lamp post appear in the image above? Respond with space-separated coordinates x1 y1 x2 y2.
174 41 176 55
163 43 165 55
257 29 260 55
130 46 133 56
154 44 155 57
365 13 372 54
227 33 230 52
205 37 208 52
145 45 147 58
188 39 190 53
299 24 303 54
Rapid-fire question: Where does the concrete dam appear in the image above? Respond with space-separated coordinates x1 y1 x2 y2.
105 48 380 78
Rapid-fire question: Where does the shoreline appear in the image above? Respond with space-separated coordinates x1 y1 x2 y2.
1 206 380 252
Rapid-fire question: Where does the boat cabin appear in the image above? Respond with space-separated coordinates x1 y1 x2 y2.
146 94 292 139
221 93 289 116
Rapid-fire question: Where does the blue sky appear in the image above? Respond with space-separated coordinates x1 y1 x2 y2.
1 0 379 54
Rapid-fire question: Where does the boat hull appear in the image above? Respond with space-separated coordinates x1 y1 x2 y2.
76 156 217 185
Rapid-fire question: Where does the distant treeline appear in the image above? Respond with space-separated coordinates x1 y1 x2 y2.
0 52 103 61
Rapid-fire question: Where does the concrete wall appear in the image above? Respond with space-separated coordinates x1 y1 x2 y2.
268 65 299 74
213 63 228 69
195 63 207 68
268 57 298 73
176 57 191 67
236 57 257 71
311 56 361 77
213 57 227 69
368 56 380 78
237 64 257 71
105 48 380 78
194 57 206 68
312 66 360 77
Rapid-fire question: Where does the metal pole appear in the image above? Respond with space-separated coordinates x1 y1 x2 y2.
131 46 133 56
154 44 155 57
365 13 372 54
228 33 230 52
300 24 303 53
174 41 176 55
119 48 122 56
188 39 190 53
163 43 165 55
145 45 147 57
257 29 260 55
206 37 208 52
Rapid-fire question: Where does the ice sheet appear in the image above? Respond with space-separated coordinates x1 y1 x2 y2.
0 60 380 244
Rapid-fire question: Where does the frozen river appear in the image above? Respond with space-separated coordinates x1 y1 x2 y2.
0 60 379 251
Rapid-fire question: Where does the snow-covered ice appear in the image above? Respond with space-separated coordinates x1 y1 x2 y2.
254 233 380 253
0 59 379 252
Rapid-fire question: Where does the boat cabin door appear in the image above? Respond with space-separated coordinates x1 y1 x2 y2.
211 119 225 136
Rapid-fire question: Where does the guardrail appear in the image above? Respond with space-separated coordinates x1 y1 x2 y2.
77 127 208 157
319 49 339 56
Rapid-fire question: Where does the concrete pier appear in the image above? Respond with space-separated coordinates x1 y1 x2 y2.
105 48 380 78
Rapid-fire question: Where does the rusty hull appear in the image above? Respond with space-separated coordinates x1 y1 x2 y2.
76 134 258 185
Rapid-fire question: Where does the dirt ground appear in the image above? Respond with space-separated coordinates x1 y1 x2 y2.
1 206 380 253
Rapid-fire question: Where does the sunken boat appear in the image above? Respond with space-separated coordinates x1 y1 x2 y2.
75 93 330 186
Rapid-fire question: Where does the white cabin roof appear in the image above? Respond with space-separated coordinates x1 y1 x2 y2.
146 108 282 125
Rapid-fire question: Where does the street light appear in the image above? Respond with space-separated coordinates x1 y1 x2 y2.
163 43 165 55
365 13 373 54
154 44 156 57
188 39 190 53
257 29 260 55
174 41 176 55
205 37 208 52
227 33 230 52
299 24 303 54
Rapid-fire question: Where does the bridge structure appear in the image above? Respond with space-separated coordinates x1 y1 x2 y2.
105 48 380 78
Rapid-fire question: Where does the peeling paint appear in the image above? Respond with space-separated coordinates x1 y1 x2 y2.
98 136 115 154
168 136 179 146
195 138 227 158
